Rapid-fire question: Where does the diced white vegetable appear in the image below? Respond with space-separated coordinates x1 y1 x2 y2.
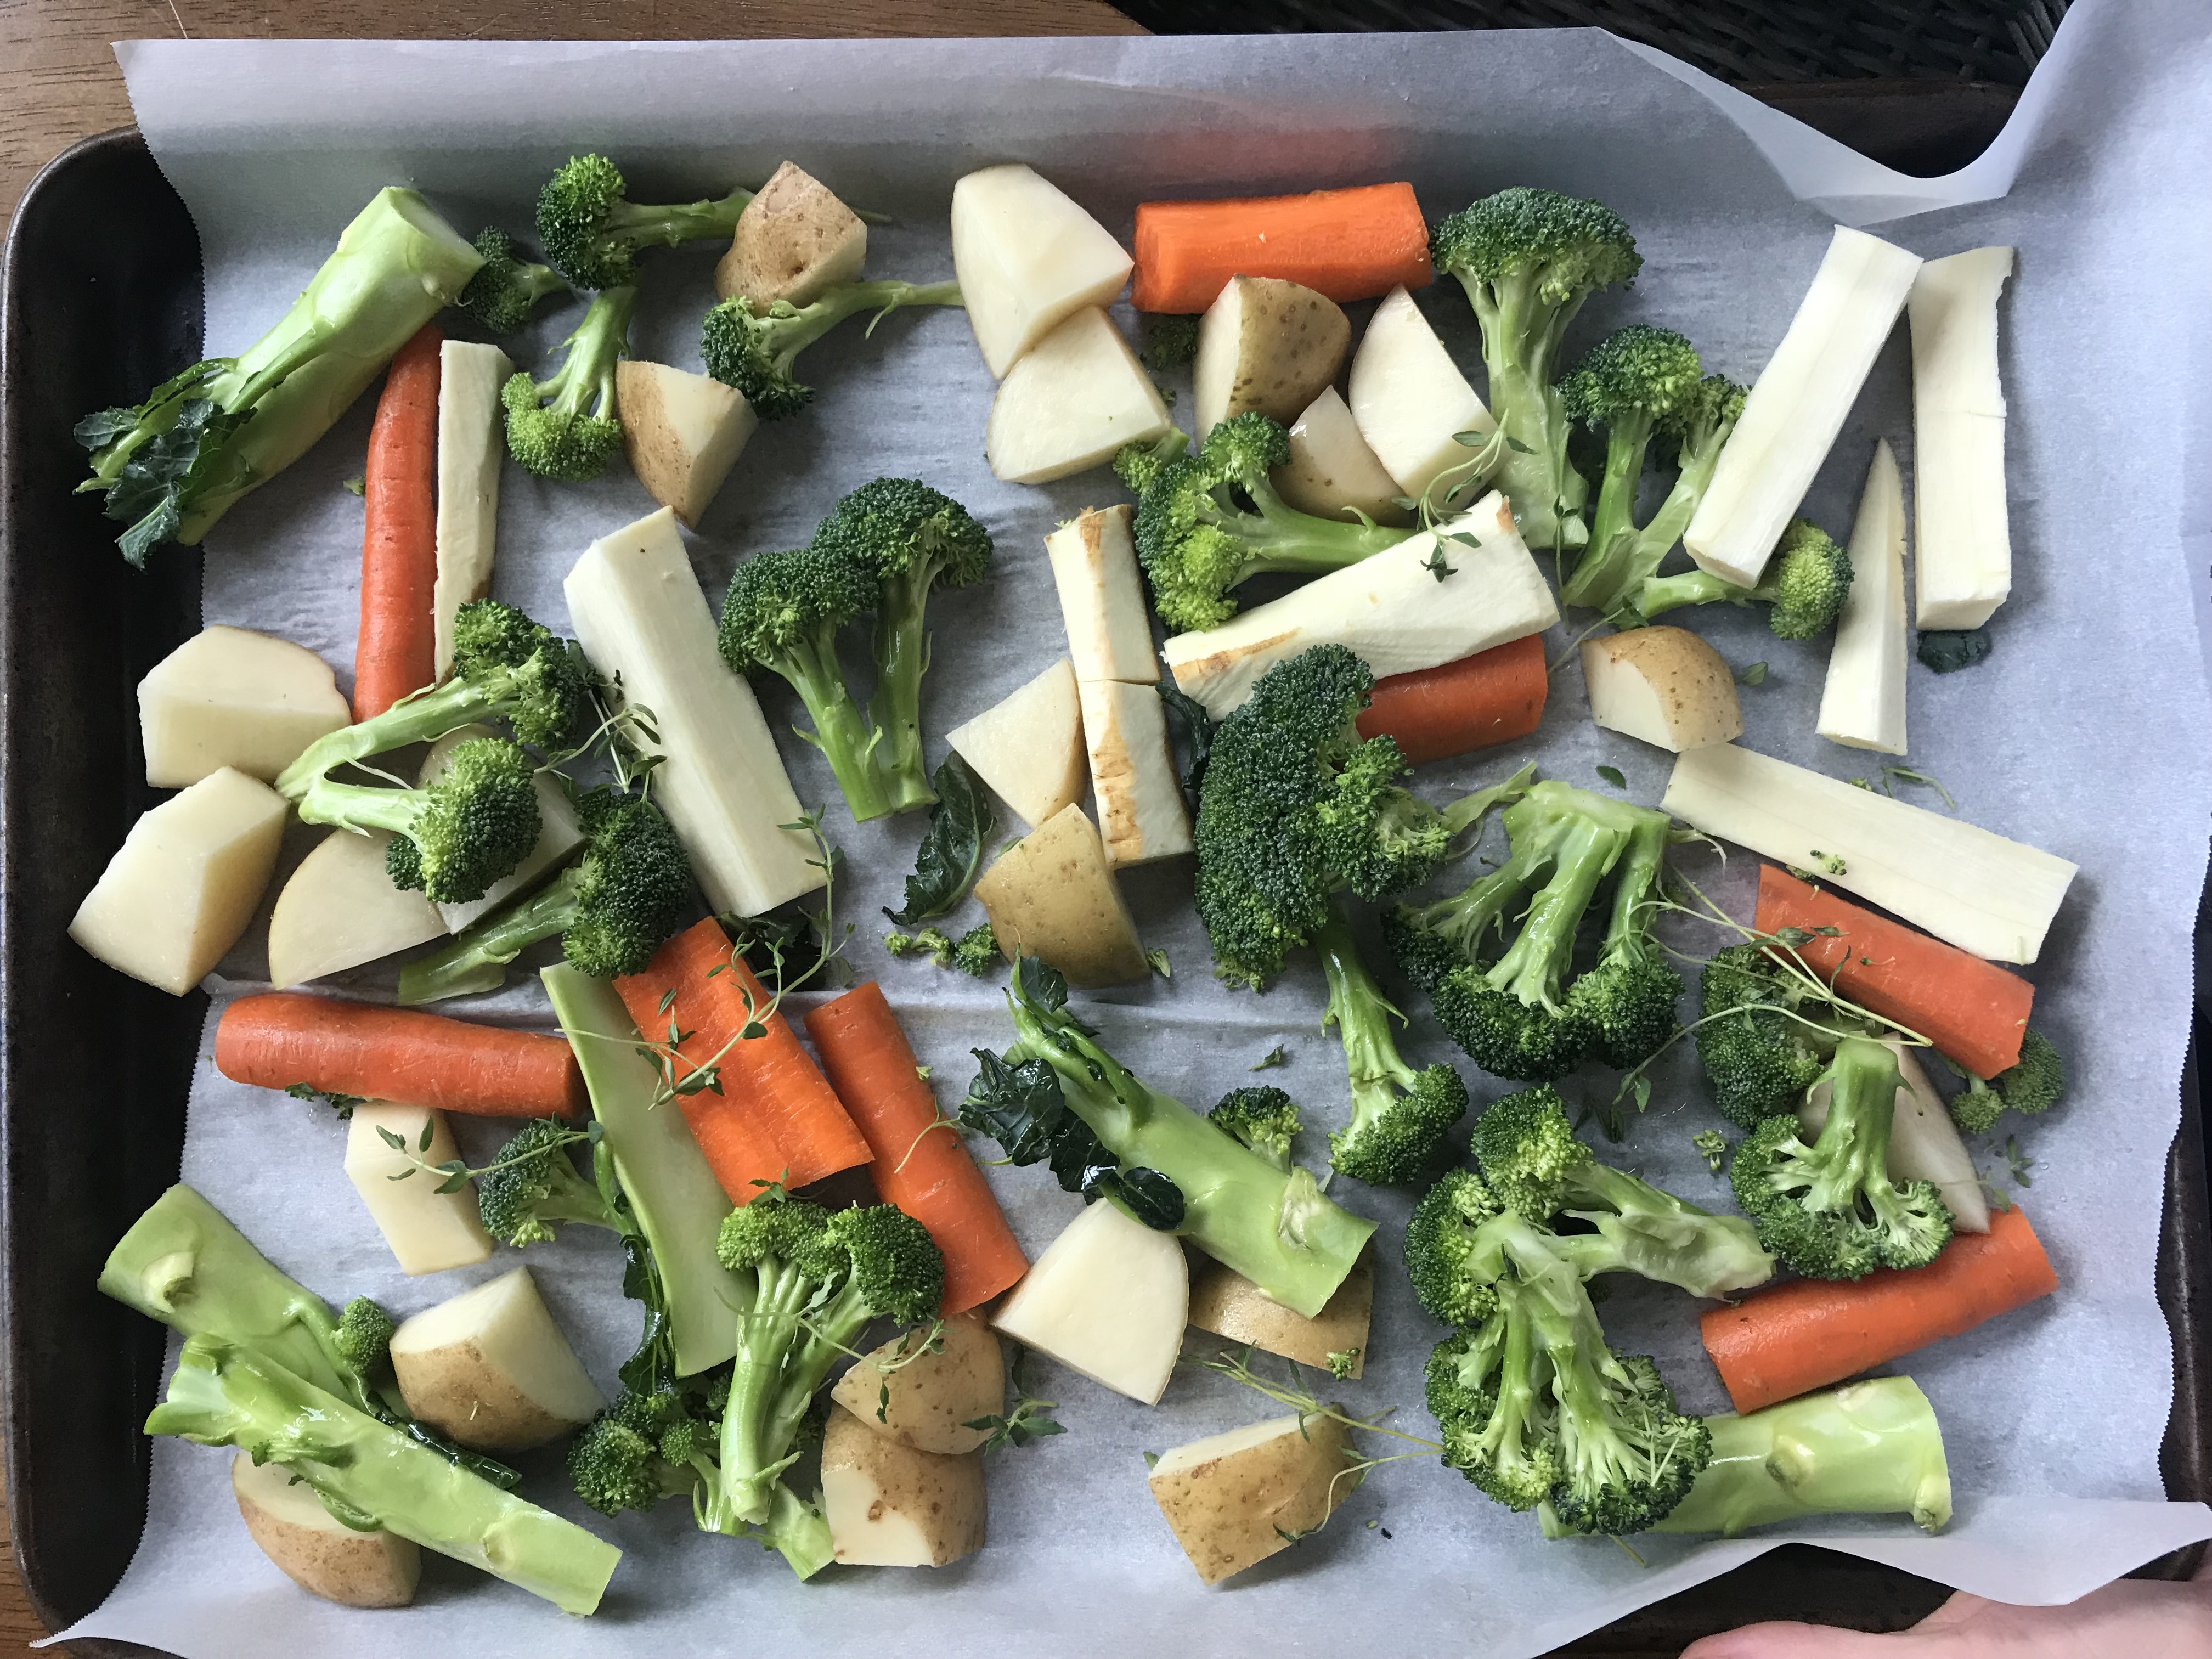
951 163 1133 378
69 767 289 995
564 509 822 917
417 726 583 933
1685 228 1923 588
820 1404 986 1567
1661 743 2076 964
390 1267 605 1451
947 658 1087 831
343 1104 492 1276
137 625 352 788
985 307 1171 484
1801 1041 1989 1235
266 828 445 989
1191 275 1349 438
1346 285 1492 505
432 341 512 678
1273 386 1410 527
1078 678 1192 867
972 804 1150 988
1581 627 1742 753
614 360 758 532
1909 247 2016 630
1045 505 1156 684
714 161 867 309
1163 492 1559 720
991 1199 1188 1405
232 1452 421 1608
1818 440 1909 754
1148 1412 1355 1585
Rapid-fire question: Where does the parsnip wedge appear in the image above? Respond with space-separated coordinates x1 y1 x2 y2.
1079 678 1192 867
1045 505 1156 685
1347 285 1492 505
1909 247 2016 630
1818 440 1909 754
432 341 512 678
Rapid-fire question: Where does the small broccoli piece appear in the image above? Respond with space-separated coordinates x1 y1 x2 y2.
399 791 693 1003
1918 628 1993 674
456 228 569 334
1730 1036 1953 1280
535 154 754 290
1949 1028 2066 1134
1141 313 1200 370
1428 187 1643 551
1208 1085 1302 1172
1405 1166 1507 1327
476 1119 624 1248
1113 425 1190 497
951 923 1002 978
570 1390 694 1516
293 735 541 904
1316 901 1467 1186
701 279 964 420
1469 1086 1772 1298
717 544 895 823
1626 518 1854 640
1131 414 1414 633
812 478 994 814
500 284 635 481
1694 941 1875 1128
885 927 956 966
334 1297 396 1377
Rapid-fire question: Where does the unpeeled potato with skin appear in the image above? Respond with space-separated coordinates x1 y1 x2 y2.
1187 1252 1372 1376
1581 627 1743 752
1191 275 1350 437
1148 1412 1358 1585
232 1453 420 1609
821 1404 986 1567
714 161 866 307
830 1311 1005 1454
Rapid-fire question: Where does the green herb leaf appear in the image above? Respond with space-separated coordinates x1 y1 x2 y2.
1596 764 1627 789
1734 661 1768 686
1145 948 1172 980
1250 1044 1289 1070
341 474 366 496
884 753 995 926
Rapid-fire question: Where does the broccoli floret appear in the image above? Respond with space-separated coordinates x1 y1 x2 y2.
712 1189 944 1530
1141 313 1200 370
1428 187 1643 550
885 927 956 965
1469 1086 1772 1298
1316 902 1468 1185
1209 1085 1302 1172
701 279 964 420
333 1297 396 1377
1730 1036 1953 1280
717 545 895 823
476 1119 624 1248
535 154 754 290
571 1389 702 1516
399 791 693 1003
1949 1027 2066 1134
501 284 635 481
1695 941 1875 1128
456 228 568 334
951 923 1002 977
812 478 994 814
1113 425 1191 497
1131 414 1415 633
1411 782 1677 1082
1405 1166 1507 1327
1626 517 1854 640
292 735 541 904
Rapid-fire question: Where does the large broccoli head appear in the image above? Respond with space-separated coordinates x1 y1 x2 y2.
382 737 542 904
563 792 693 979
1404 1166 1506 1328
1429 187 1643 304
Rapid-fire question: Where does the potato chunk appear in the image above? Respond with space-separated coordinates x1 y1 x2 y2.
1348 284 1493 503
390 1267 603 1451
986 307 1171 484
1148 1412 1357 1584
946 658 1086 831
951 162 1132 377
232 1453 420 1608
1191 275 1350 437
991 1199 1187 1404
138 625 351 788
821 1403 986 1567
973 804 1149 987
1581 627 1744 753
714 160 867 308
830 1310 1005 1454
266 827 445 990
1187 1253 1372 1376
1274 386 1410 527
616 360 758 531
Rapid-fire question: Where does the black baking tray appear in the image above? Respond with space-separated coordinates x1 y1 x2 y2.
3 111 2207 1658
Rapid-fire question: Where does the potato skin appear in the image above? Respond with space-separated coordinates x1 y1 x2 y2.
1187 1253 1371 1375
232 1455 421 1609
1214 275 1351 425
1582 625 1743 752
831 1311 1005 1454
390 1339 575 1452
974 804 1150 986
714 160 867 307
1147 1414 1357 1585
821 1404 988 1567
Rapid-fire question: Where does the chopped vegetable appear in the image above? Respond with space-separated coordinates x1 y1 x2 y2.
455 228 567 335
702 279 963 421
1909 246 2016 630
1356 634 1549 765
501 285 636 481
431 341 514 678
1132 182 1431 312
535 154 753 290
1816 438 1910 753
352 325 442 719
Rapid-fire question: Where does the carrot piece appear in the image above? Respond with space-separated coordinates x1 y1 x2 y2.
614 918 872 1204
1354 635 1548 765
215 991 584 1119
1701 1204 2057 1414
352 324 443 720
1755 864 2034 1077
1131 182 1432 313
805 983 1028 1315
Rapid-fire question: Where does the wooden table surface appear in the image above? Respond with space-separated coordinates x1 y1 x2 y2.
0 4 1141 1651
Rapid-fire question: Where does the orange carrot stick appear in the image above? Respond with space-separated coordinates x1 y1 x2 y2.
215 991 584 1119
1755 864 2034 1078
1354 635 1548 765
805 983 1028 1315
352 324 442 720
1701 1204 2057 1414
615 919 872 1204
1132 183 1432 313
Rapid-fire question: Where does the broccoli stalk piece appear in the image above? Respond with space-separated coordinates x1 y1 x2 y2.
701 279 964 421
1626 517 1855 640
399 791 693 1003
1730 1036 1954 1280
1208 1085 1302 1171
812 478 995 813
456 228 569 335
291 735 541 904
150 1336 619 1612
1653 1376 1952 1537
475 1119 625 1248
535 154 754 290
501 284 636 481
276 600 593 799
1568 809 1685 1070
1131 414 1416 633
712 1190 944 1532
1469 1086 1773 1299
1427 188 1644 551
1949 1027 2067 1134
1315 901 1468 1186
717 544 895 822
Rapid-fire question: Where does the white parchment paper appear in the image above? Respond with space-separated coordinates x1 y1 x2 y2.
50 3 2212 1654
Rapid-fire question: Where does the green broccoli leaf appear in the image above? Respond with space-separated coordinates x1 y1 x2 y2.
884 753 995 927
1156 678 1217 815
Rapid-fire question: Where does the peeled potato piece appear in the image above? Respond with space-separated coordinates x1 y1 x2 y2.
831 1311 1005 1454
1581 627 1743 753
232 1453 421 1608
946 658 1087 832
138 625 352 788
992 1199 1187 1405
1273 386 1411 527
821 1404 986 1567
715 160 867 308
390 1267 604 1451
1347 285 1493 503
266 827 445 990
985 307 1171 484
1148 1412 1357 1585
952 162 1133 378
1187 1254 1372 1376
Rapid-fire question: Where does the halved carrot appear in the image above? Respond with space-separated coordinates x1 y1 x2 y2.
1701 1204 2057 1414
805 983 1028 1315
353 324 443 720
1756 864 2033 1078
1132 182 1432 313
215 991 583 1119
614 918 872 1205
1355 634 1547 765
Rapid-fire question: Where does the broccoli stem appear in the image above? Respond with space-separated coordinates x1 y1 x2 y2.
1627 566 1753 622
1801 1037 1907 1215
538 285 637 423
720 1261 818 1527
1486 819 1625 1009
275 677 501 800
603 185 755 252
868 563 944 814
769 633 895 823
1455 267 1589 552
1316 904 1418 1131
1561 415 1661 610
761 280 964 374
1233 475 1414 575
1598 814 1669 957
755 1480 836 1579
399 865 585 1005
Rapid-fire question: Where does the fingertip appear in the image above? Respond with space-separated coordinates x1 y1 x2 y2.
1679 1621 1893 1658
